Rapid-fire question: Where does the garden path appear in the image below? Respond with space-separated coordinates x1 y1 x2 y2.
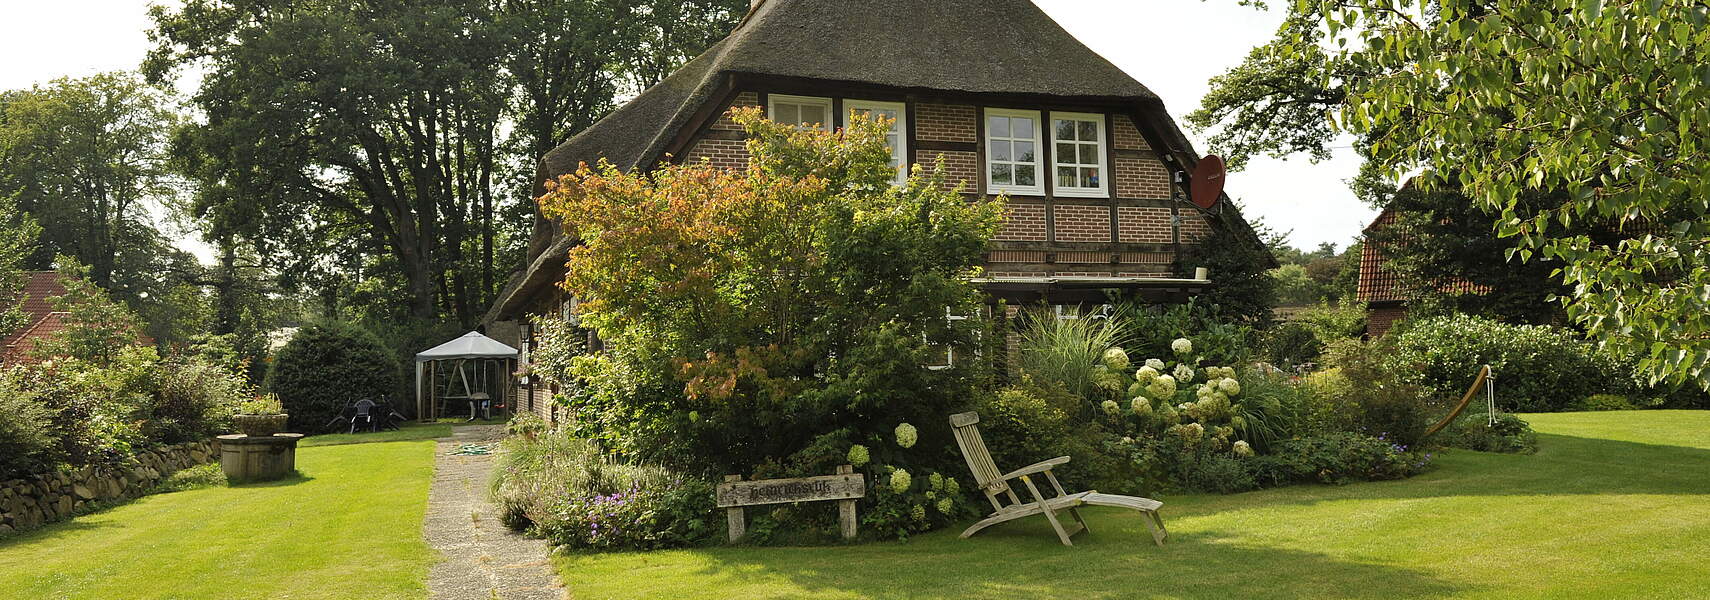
424 425 565 600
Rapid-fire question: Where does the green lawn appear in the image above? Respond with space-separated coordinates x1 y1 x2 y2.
299 421 454 447
556 410 1710 600
0 439 438 599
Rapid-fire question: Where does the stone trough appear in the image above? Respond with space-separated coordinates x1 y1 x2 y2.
216 433 305 483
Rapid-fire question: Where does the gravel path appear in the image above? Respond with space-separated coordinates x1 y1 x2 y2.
424 425 565 600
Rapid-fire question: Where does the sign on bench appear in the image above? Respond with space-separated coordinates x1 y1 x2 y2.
718 465 865 541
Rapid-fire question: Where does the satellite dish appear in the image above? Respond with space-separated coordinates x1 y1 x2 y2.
1190 155 1226 210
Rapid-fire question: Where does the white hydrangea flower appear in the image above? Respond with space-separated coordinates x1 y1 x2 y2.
911 504 927 521
1101 399 1120 415
1102 347 1130 371
929 472 945 490
1171 338 1193 355
1136 365 1160 383
1131 397 1153 416
1145 358 1166 371
847 444 870 466
945 477 960 495
1173 363 1195 384
895 423 918 449
936 497 954 515
1219 377 1241 397
1233 440 1254 458
890 468 912 494
1147 374 1177 399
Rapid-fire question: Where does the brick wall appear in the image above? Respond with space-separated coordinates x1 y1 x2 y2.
995 203 1047 241
684 138 750 172
1115 157 1172 198
1178 212 1213 242
1112 115 1150 151
923 150 978 193
709 92 761 131
1367 305 1409 337
1053 205 1111 242
1117 206 1172 243
916 103 977 142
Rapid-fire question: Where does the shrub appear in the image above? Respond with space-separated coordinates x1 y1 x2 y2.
1439 413 1537 453
0 369 58 479
1329 339 1441 448
267 321 399 433
1295 301 1366 343
1575 393 1639 411
491 431 715 550
25 348 158 465
1386 314 1625 412
1255 432 1432 485
1264 321 1324 369
147 355 246 443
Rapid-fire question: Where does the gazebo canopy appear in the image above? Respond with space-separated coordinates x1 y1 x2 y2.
415 331 517 363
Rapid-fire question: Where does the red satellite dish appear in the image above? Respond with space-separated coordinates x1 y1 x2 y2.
1190 155 1226 210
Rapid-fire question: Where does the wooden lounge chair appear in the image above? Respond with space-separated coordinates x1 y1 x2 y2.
949 411 1167 546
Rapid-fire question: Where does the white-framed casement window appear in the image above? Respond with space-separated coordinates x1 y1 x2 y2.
845 100 908 185
926 307 978 370
984 108 1044 195
768 94 833 130
1050 112 1109 198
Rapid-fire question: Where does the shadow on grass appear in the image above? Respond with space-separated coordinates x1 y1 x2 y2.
0 518 114 549
227 473 317 488
663 529 1467 599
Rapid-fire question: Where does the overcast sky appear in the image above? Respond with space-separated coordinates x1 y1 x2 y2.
0 0 1372 264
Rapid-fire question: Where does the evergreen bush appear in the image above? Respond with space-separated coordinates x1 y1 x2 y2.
267 321 399 433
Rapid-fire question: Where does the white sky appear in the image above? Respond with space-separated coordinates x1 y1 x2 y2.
0 0 1372 263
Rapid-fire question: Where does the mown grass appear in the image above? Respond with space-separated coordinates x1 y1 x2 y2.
556 410 1710 599
299 420 454 447
0 439 438 599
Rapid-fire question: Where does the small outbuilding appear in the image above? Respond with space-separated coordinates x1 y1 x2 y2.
414 331 519 421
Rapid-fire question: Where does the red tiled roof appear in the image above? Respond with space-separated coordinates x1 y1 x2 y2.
1 272 70 358
1356 210 1486 304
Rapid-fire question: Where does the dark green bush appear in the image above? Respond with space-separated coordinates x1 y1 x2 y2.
1386 314 1624 412
0 369 58 479
267 322 399 433
1329 339 1440 449
1264 321 1324 369
1438 413 1537 454
1574 393 1639 411
1255 432 1431 485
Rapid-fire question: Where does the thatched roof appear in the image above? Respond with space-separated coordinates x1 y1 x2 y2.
487 0 1261 322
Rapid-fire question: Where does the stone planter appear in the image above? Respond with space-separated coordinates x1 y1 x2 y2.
232 414 290 437
217 434 304 483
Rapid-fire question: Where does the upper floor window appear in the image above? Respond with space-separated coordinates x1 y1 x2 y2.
768 94 832 130
1051 112 1108 198
845 100 908 185
984 108 1043 195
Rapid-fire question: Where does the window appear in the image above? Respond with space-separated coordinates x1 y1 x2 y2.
984 108 1044 195
1050 112 1108 197
925 307 980 370
768 94 833 130
846 100 908 185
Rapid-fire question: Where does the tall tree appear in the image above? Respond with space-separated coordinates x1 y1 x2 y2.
1201 0 1710 388
150 0 747 325
0 73 177 289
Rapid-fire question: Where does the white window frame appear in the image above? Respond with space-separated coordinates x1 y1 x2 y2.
767 94 834 130
845 99 909 186
1049 112 1110 198
983 108 1045 196
925 307 973 370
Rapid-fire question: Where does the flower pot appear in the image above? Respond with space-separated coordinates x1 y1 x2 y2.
233 414 290 437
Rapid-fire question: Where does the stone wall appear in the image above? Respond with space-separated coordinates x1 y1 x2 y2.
0 439 219 536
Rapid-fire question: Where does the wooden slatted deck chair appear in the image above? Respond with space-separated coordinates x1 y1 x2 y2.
949 411 1167 546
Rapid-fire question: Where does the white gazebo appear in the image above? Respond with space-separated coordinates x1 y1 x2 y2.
415 331 518 421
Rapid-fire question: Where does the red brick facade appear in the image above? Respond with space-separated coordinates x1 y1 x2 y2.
1367 304 1409 337
667 90 1221 283
916 103 977 142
